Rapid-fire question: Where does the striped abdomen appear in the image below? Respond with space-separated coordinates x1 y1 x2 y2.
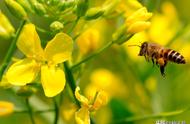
163 49 185 64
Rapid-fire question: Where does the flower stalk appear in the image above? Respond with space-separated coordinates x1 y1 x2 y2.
63 62 80 107
53 98 59 124
71 41 114 70
0 20 26 81
113 106 190 123
25 98 35 124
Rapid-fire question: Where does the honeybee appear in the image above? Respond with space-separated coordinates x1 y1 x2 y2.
131 42 186 76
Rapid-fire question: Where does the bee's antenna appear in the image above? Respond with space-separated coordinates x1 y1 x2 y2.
128 44 141 47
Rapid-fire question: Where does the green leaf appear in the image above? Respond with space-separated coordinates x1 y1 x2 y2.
109 98 134 124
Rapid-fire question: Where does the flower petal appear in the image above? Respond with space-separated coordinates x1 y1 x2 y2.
44 33 73 64
0 101 14 116
127 21 151 34
92 91 107 111
41 65 66 97
6 58 39 86
17 23 44 59
77 28 100 55
75 87 89 106
75 106 90 124
126 7 152 26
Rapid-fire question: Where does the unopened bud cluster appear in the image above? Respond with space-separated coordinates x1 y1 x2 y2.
112 6 152 44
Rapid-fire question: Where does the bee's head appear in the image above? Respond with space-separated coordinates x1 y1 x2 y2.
138 42 148 56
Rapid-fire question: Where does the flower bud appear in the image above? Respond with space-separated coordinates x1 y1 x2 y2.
58 1 66 11
48 0 60 5
0 11 15 40
85 7 104 20
29 0 46 16
5 0 27 20
126 7 152 26
76 0 89 17
127 0 143 9
127 21 151 34
58 0 75 11
65 0 76 7
103 0 120 15
50 21 64 33
16 0 33 13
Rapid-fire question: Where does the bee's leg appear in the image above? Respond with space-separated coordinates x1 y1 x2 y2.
151 53 156 67
144 55 150 62
152 59 155 67
144 55 148 62
146 50 150 62
147 57 150 62
164 60 167 66
157 58 167 76
160 66 166 77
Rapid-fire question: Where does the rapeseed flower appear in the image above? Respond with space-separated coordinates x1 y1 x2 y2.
85 69 128 100
126 7 152 34
112 1 152 44
75 86 107 124
6 23 73 97
77 28 100 55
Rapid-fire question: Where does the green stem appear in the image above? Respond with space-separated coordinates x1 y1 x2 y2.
59 91 64 105
114 106 190 123
25 98 35 124
0 20 27 81
64 62 80 107
67 17 80 34
71 41 114 70
64 62 96 124
14 109 55 114
53 98 59 124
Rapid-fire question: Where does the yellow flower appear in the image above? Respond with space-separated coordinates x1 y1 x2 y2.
116 0 143 16
148 2 180 45
85 69 128 100
6 23 73 97
126 7 152 34
112 4 152 43
126 7 152 26
0 101 14 116
77 28 100 55
75 86 107 124
127 21 151 33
